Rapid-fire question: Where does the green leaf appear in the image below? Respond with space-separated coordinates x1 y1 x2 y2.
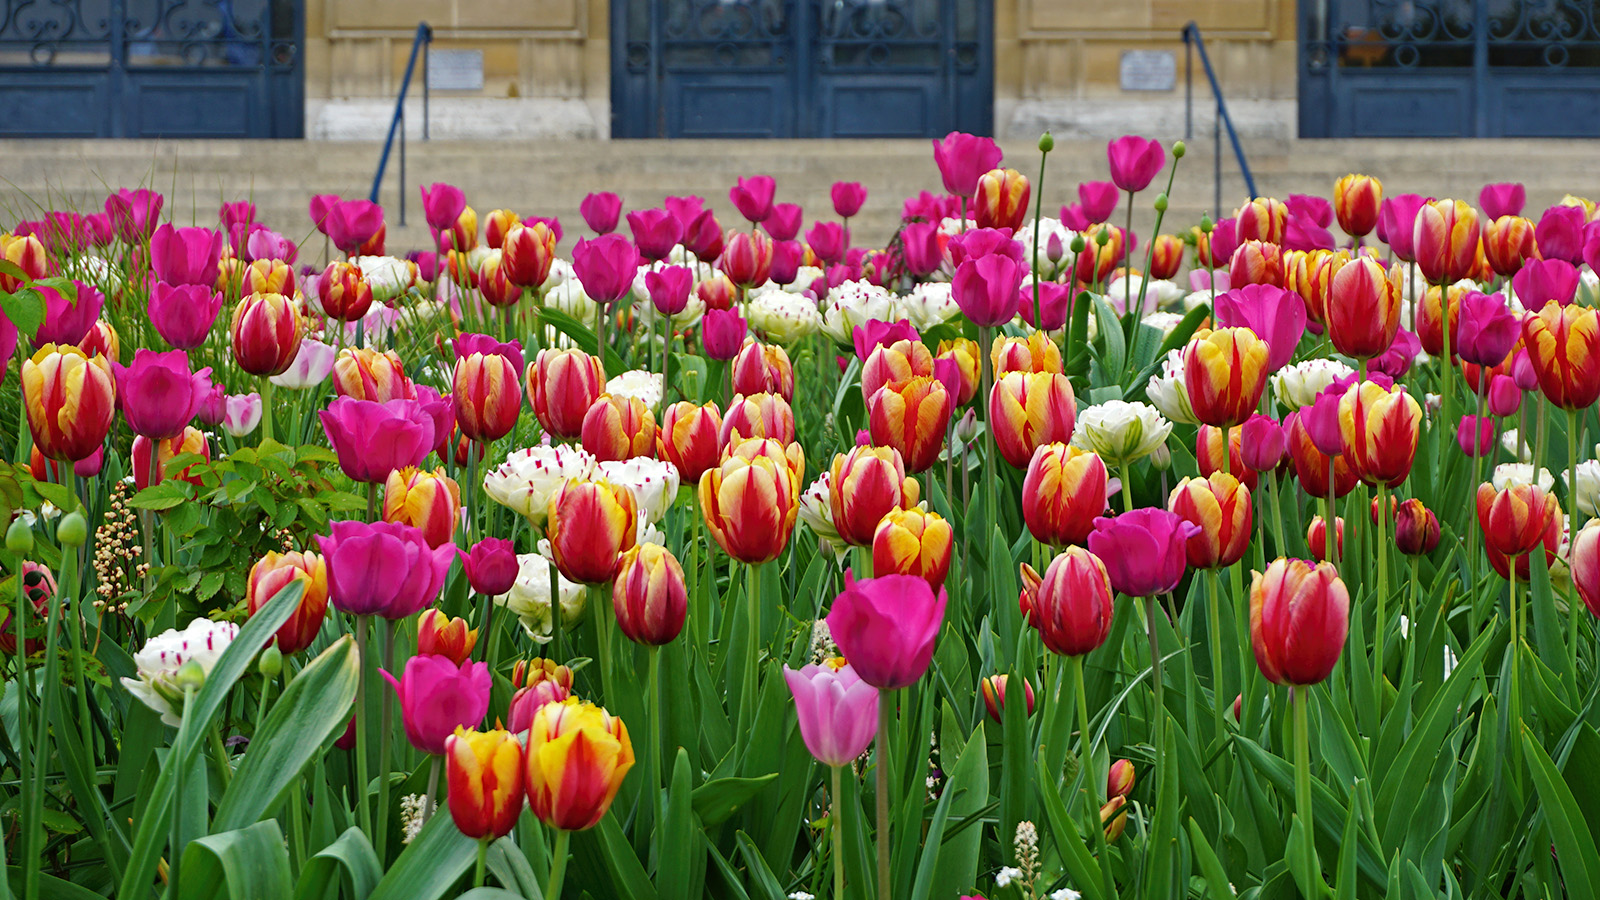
691 773 778 826
128 481 193 511
586 813 659 900
1187 818 1237 900
735 832 785 900
1523 729 1600 899
213 636 359 831
486 837 543 900
455 891 528 900
1035 751 1115 900
659 749 698 900
0 287 44 338
929 722 989 900
1091 294 1127 384
367 812 480 900
293 827 382 900
3 869 103 900
178 820 294 900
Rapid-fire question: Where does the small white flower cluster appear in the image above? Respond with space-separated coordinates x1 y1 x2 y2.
399 793 428 844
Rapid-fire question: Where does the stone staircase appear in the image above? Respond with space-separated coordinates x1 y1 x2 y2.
2 137 1597 257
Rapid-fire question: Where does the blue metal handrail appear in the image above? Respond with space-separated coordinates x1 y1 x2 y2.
369 22 433 225
1181 22 1257 219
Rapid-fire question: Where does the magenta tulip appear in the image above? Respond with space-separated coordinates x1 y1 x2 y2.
627 208 683 263
807 221 845 265
1106 135 1166 193
1078 181 1120 224
1213 283 1307 373
730 175 777 224
769 239 802 286
0 315 20 384
149 224 223 287
1241 413 1288 472
832 182 867 219
1289 194 1334 228
381 655 490 755
572 233 637 305
1457 415 1494 457
901 221 943 276
1377 194 1429 261
1490 374 1522 417
148 282 222 350
1018 281 1073 331
1087 509 1201 597
851 319 920 362
1283 215 1337 252
1514 258 1579 307
319 519 456 620
664 195 705 234
114 349 212 440
35 281 103 347
826 571 946 690
784 663 879 767
1302 392 1346 457
1513 348 1540 391
84 212 113 247
325 200 384 255
319 396 436 483
219 200 256 234
763 203 803 242
460 537 519 596
949 228 1024 268
952 254 1023 327
1370 328 1421 379
1455 290 1520 368
931 132 1003 199
308 194 339 235
1536 205 1586 265
1480 183 1526 220
419 183 466 233
105 188 163 242
581 192 622 235
646 265 693 316
683 209 724 260
702 308 747 360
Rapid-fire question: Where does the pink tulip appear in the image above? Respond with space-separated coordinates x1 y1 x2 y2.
931 132 1003 199
455 332 523 372
460 537 518 596
729 175 777 224
1377 194 1429 261
645 265 693 316
806 221 845 265
1283 215 1337 252
1370 328 1421 379
308 194 340 235
269 339 338 390
1213 284 1307 373
196 383 225 425
1058 203 1089 231
1536 205 1587 265
1241 414 1287 472
114 349 212 440
105 188 163 242
1078 181 1120 224
325 200 384 256
949 228 1024 268
1457 415 1495 457
851 319 920 362
223 392 262 437
381 655 490 755
769 240 802 286
419 183 466 233
901 221 943 276
35 281 103 347
1490 374 1522 417
572 233 637 304
83 212 113 247
219 200 256 234
149 224 223 287
682 209 723 261
1087 509 1199 597
581 192 623 234
702 308 747 360
1302 392 1346 457
319 396 436 483
627 209 683 263
1455 291 1519 368
1017 281 1073 331
1513 258 1579 307
1289 194 1334 228
319 519 456 620
664 195 704 234
1480 183 1525 220
784 663 879 767
904 190 961 223
764 203 803 242
952 254 1023 327
245 227 298 264
1512 348 1540 391
148 282 222 350
1106 135 1166 193
826 571 946 690
832 182 867 219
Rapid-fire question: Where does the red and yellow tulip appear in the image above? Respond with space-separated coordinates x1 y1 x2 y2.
658 401 723 482
446 727 525 839
1413 198 1481 284
383 467 462 549
973 167 1030 232
1338 380 1421 488
453 350 521 443
1327 256 1402 360
546 479 638 584
246 550 329 656
828 444 918 547
417 608 478 665
1167 472 1253 568
528 348 604 439
581 394 658 462
991 331 1063 376
1333 174 1382 238
989 371 1077 469
866 376 951 474
1521 300 1600 410
230 292 303 377
872 506 954 588
1183 328 1269 428
524 698 633 832
1021 443 1108 548
21 345 115 462
700 438 805 564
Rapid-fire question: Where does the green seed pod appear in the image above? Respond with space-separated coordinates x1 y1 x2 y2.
6 519 33 555
57 511 87 548
1038 132 1055 153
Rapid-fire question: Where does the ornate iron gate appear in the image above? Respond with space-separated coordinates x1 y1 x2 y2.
611 0 992 138
1300 0 1600 137
0 0 303 138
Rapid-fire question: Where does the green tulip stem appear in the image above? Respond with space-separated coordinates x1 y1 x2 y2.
1568 408 1583 681
423 755 441 824
876 692 893 900
546 828 572 899
1267 468 1288 557
353 615 374 840
1032 141 1049 326
979 324 999 542
648 644 663 829
473 836 489 888
16 551 36 900
1124 193 1135 318
739 562 761 737
376 618 397 859
1293 684 1315 876
1074 655 1114 898
261 379 276 445
1509 555 1523 792
660 308 673 416
548 554 562 664
1144 594 1165 809
831 764 846 900
1374 484 1390 707
1207 568 1227 745
1119 462 1135 515
366 482 378 523
209 725 233 788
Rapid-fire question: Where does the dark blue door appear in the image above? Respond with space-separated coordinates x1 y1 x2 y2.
1299 0 1600 137
0 0 303 138
611 0 992 138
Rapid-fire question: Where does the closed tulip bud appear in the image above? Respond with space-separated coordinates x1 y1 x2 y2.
416 608 478 665
1236 197 1289 245
1196 424 1255 490
829 445 919 546
524 699 634 831
1022 444 1109 547
501 221 558 288
1306 515 1344 562
827 571 946 689
701 438 805 564
1088 508 1199 597
701 308 748 360
1019 546 1114 655
1167 472 1253 569
1328 256 1402 359
1229 240 1285 288
382 467 461 549
528 349 604 439
1522 300 1600 410
721 229 774 287
79 319 120 362
862 338 934 402
612 543 688 646
720 391 796 446
1394 499 1441 556
444 727 524 840
658 401 723 482
580 394 657 462
4 519 31 555
229 292 303 377
452 351 521 444
991 371 1077 468
131 428 210 490
0 232 47 293
1250 557 1349 685
1333 174 1383 238
246 550 330 656
1149 234 1184 279
1338 380 1421 487
22 345 115 462
867 377 951 475
872 506 954 588
732 341 796 401
1107 759 1136 799
475 250 522 308
980 674 1035 723
1240 413 1287 472
56 511 87 548
477 208 517 250
546 479 638 584
1477 482 1559 558
333 347 414 402
1489 374 1522 417
1483 215 1537 276
973 168 1030 232
1183 328 1269 428
1457 415 1495 457
1101 796 1129 842
992 331 1064 376
935 339 981 405
1413 199 1481 283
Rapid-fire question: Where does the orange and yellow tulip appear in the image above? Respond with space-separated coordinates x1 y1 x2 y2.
872 506 954 588
989 371 1077 469
1236 197 1289 245
1413 199 1481 284
524 698 633 832
1183 328 1269 428
21 345 115 462
1327 256 1402 360
1483 215 1537 276
383 467 462 549
1338 380 1421 488
581 394 658 462
446 727 525 839
1167 472 1252 569
546 479 638 584
700 438 805 564
866 376 951 474
418 608 478 665
658 401 723 482
333 347 414 402
1149 234 1184 279
246 550 329 656
992 331 1063 376
1521 300 1600 410
1021 443 1109 548
1333 174 1382 238
484 209 521 249
528 348 604 439
935 338 981 405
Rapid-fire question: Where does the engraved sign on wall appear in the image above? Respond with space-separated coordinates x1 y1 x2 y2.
428 49 485 91
1120 50 1176 92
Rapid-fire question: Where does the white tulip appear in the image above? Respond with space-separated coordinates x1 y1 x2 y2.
1491 462 1554 492
747 286 822 344
1071 400 1173 465
598 457 681 526
482 444 597 530
1272 358 1354 411
819 280 898 346
606 370 663 408
1145 348 1198 425
121 618 240 727
494 552 585 644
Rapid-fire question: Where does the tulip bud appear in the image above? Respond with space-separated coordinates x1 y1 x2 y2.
1022 444 1109 548
1101 796 1128 842
175 658 207 692
872 506 954 588
1070 234 1087 254
612 543 688 646
1306 515 1344 562
1172 140 1186 158
1018 547 1114 657
1250 557 1349 685
524 699 634 831
1038 132 1054 153
1167 472 1252 569
1154 193 1169 213
1150 442 1172 471
247 550 331 656
980 674 1036 723
1200 214 1214 233
6 519 33 553
56 511 87 547
1394 498 1441 556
